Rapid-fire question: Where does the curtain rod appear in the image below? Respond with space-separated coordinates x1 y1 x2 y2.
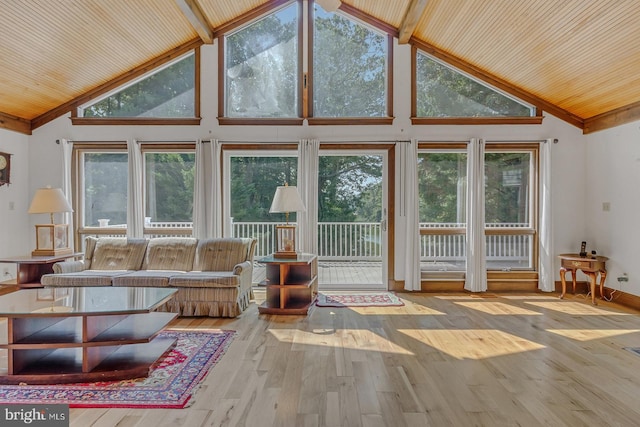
484 139 557 143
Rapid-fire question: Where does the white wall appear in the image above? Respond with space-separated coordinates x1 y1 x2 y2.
0 127 31 280
585 121 640 295
6 41 602 292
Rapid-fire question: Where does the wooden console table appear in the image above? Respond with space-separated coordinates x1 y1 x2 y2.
558 253 608 305
0 253 83 288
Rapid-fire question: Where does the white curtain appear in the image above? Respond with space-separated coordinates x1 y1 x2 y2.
465 138 487 292
297 139 319 254
127 139 144 238
192 139 208 239
399 140 421 291
61 139 75 251
211 139 223 237
538 139 554 291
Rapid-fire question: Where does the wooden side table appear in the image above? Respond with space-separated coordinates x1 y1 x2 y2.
257 254 318 315
558 253 608 305
0 253 83 288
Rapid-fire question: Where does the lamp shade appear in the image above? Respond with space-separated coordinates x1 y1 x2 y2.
269 185 306 213
28 187 73 215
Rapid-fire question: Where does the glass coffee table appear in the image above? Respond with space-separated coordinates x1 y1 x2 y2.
0 286 177 384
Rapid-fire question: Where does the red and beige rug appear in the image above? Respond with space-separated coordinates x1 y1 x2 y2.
0 329 235 409
316 292 404 307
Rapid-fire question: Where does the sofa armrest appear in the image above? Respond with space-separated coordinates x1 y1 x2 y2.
233 260 253 293
53 260 88 274
233 260 252 276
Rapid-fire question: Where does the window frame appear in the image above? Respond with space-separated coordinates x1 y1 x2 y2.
410 43 543 126
417 141 540 286
140 143 196 237
307 0 394 125
72 49 201 126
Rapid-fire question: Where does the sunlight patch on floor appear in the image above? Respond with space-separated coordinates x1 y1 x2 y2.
455 301 542 316
399 329 545 360
268 329 415 355
524 300 630 315
547 329 640 341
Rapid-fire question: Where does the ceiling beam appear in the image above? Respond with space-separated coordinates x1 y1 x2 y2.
399 0 429 44
0 111 31 135
583 101 640 134
175 0 214 44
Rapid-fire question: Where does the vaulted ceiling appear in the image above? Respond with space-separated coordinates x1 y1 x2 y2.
2 0 640 135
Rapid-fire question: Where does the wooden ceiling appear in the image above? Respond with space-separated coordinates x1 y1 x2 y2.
2 0 640 135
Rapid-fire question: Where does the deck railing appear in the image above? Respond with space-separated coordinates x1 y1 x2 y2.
80 220 531 266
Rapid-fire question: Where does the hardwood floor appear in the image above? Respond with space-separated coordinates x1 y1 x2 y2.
69 290 640 426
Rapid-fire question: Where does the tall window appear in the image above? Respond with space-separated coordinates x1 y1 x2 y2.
418 142 538 282
418 145 467 275
484 145 537 270
312 3 389 118
224 4 299 118
81 151 128 229
82 53 196 118
415 51 534 118
142 148 195 235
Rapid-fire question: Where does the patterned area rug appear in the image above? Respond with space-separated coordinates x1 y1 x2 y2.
0 330 235 409
316 292 404 307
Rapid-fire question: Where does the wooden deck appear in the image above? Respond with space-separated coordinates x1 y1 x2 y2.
253 261 384 290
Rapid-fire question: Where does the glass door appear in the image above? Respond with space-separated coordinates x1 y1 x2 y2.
317 149 388 290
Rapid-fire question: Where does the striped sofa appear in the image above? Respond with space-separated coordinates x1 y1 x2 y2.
41 236 257 318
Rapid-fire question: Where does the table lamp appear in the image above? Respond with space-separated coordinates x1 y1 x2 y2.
269 184 305 258
28 187 74 256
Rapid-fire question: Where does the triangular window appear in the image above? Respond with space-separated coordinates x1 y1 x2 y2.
82 52 195 118
416 51 533 117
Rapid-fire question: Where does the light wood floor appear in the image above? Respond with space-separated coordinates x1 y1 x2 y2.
69 291 640 426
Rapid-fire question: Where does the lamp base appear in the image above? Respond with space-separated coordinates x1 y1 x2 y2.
273 250 298 259
32 248 73 257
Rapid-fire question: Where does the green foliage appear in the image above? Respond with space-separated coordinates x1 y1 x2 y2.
418 153 467 223
84 54 195 118
225 5 298 117
84 153 128 226
145 153 195 222
416 53 531 117
230 155 382 224
313 8 387 117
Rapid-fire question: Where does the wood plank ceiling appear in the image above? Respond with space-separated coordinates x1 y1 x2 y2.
1 0 640 135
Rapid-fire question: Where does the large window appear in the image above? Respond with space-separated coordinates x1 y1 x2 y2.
74 143 195 247
312 3 389 118
224 4 299 119
418 142 538 282
81 53 196 118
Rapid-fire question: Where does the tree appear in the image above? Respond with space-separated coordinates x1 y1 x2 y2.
313 7 387 117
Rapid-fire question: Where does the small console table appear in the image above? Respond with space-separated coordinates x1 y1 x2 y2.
0 253 83 288
257 254 318 315
558 253 608 305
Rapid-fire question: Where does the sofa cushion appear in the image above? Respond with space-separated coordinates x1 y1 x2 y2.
142 237 197 271
112 270 186 287
194 238 251 271
90 238 148 270
42 270 131 287
169 271 239 288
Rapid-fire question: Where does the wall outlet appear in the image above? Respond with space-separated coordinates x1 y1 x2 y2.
617 273 629 282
